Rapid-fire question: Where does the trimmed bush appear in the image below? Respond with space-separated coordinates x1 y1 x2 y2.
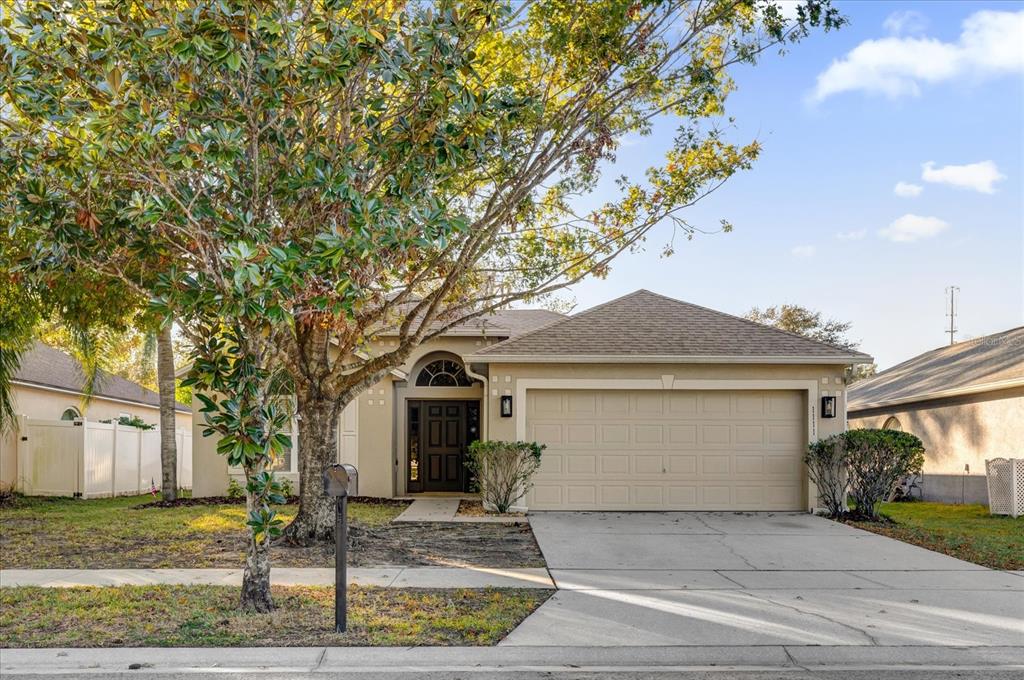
844 428 924 520
465 441 544 514
806 428 925 520
805 434 849 518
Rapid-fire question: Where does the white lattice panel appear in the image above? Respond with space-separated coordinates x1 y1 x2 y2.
985 458 1024 518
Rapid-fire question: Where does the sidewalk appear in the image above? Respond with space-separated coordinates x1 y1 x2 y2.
2 645 1021 676
0 566 553 589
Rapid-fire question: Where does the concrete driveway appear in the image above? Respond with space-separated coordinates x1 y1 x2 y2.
502 512 1024 647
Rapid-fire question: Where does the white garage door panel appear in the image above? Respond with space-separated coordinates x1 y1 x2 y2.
526 389 806 511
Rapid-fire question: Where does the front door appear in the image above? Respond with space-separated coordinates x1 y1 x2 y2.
409 401 466 492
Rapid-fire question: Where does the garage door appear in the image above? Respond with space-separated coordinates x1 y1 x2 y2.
525 389 806 511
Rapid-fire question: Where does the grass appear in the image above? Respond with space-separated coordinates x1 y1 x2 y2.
0 585 550 647
0 494 407 569
848 502 1024 570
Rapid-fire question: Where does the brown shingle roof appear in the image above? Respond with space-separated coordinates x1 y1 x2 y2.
471 290 872 362
376 308 565 338
848 327 1024 411
14 342 190 413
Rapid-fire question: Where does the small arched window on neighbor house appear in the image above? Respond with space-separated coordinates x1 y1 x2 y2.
415 359 474 387
60 407 81 421
883 416 902 432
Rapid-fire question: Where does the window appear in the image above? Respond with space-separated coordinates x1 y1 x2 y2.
883 416 902 432
269 397 297 473
415 359 473 387
60 407 81 421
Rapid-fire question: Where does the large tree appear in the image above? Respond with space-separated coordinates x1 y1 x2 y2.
745 303 877 380
2 0 843 607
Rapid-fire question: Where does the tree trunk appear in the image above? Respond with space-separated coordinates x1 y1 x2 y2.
156 323 178 502
281 393 339 544
240 473 274 612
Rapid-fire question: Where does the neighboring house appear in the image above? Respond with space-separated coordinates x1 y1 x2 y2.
0 342 193 489
848 327 1024 505
194 290 870 512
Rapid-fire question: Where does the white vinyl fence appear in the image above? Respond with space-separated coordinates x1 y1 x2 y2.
16 416 192 498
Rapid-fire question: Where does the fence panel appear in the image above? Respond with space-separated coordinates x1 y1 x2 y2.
18 418 195 498
139 428 162 493
113 424 142 495
23 419 82 496
82 421 115 498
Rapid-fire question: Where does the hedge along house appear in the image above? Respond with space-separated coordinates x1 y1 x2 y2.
848 327 1024 505
192 290 872 511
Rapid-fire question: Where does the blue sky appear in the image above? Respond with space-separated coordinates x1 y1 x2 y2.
561 1 1023 369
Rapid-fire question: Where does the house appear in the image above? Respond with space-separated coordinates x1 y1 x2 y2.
0 342 193 490
192 290 871 511
848 327 1024 505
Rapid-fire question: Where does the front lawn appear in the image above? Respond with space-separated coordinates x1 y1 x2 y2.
0 494 546 569
0 494 404 569
0 585 550 647
848 502 1024 570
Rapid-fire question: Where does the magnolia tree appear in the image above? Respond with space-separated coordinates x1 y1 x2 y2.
1 0 843 609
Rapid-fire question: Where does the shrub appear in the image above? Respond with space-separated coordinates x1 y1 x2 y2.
805 434 849 518
465 440 545 514
98 415 155 430
226 478 244 500
279 477 294 497
843 429 924 521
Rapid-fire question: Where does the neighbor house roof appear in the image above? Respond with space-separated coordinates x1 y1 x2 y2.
848 327 1024 412
14 342 190 413
468 290 872 364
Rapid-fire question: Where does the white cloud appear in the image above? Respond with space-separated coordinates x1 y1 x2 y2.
893 181 923 198
882 11 928 37
791 245 816 257
810 10 1024 101
835 229 868 240
836 229 866 241
878 214 950 243
921 160 1005 194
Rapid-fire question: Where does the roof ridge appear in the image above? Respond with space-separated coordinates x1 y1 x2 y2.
474 291 648 356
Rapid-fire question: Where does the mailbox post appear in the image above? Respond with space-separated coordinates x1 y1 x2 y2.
323 464 357 633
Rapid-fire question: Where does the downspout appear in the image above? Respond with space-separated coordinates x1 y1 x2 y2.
464 363 489 442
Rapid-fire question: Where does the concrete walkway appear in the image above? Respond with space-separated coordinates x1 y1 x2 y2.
505 511 1024 647
395 497 528 523
0 566 554 589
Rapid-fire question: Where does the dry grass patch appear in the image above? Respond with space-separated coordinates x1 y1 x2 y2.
0 585 550 648
0 495 406 569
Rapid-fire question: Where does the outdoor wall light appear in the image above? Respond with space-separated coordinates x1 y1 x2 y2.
500 395 513 418
821 396 837 419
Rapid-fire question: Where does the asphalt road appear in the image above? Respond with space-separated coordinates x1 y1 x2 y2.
3 671 1022 680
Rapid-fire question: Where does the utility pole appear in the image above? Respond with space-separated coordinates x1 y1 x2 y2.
945 286 960 345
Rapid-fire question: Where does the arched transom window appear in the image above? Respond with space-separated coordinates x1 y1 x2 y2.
883 416 902 432
416 359 473 387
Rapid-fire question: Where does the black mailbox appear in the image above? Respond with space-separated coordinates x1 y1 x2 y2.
323 463 358 497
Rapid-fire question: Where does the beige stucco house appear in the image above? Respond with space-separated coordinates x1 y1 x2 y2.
848 327 1024 505
193 290 871 511
0 342 193 489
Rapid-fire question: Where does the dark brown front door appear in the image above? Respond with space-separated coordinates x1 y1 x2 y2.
409 401 466 492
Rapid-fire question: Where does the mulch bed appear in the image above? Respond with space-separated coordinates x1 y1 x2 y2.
457 500 526 518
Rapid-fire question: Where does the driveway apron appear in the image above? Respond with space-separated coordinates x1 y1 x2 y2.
501 512 1024 647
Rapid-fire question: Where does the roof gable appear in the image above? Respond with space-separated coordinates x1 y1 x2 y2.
848 327 1024 410
472 290 871 362
14 342 190 413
